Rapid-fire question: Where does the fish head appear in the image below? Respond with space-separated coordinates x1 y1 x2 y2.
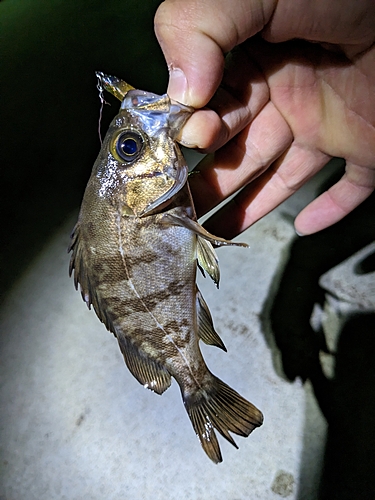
93 73 194 217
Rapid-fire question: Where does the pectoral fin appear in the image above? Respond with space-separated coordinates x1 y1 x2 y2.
118 335 171 395
161 213 248 248
196 288 226 351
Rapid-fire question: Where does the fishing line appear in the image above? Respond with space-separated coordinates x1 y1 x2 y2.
96 74 110 145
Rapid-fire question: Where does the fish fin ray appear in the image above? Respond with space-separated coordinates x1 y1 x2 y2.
68 223 116 334
183 375 263 463
161 213 248 248
197 237 220 287
68 223 93 306
196 288 226 351
118 336 171 395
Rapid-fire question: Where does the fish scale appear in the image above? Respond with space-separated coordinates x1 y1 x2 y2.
69 73 263 463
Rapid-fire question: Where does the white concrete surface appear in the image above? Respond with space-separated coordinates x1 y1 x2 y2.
0 185 328 499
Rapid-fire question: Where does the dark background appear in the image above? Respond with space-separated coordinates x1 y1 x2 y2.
0 0 166 302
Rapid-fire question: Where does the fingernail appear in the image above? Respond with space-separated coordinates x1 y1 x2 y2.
177 117 200 148
295 229 305 237
168 68 188 104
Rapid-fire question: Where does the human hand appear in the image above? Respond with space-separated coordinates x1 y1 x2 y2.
155 0 375 237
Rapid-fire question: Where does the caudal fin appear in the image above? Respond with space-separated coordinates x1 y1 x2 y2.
183 376 263 463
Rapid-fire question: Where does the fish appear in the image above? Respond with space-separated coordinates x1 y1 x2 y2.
68 72 263 463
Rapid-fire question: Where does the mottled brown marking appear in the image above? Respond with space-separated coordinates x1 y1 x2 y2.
91 256 129 284
165 330 192 350
164 318 191 334
120 327 168 361
124 250 159 266
164 319 180 331
166 279 186 296
125 279 187 310
99 296 127 321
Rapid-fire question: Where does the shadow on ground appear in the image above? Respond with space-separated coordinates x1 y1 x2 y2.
268 185 375 499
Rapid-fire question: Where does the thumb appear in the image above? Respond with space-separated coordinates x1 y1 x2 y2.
154 0 272 108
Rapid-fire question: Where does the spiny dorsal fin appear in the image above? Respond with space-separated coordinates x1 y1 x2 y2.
117 335 171 395
68 223 115 334
196 288 226 351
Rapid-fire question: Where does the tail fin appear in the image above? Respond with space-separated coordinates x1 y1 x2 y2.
183 376 263 463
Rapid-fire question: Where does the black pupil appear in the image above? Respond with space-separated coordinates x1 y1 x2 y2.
116 132 143 162
121 137 137 156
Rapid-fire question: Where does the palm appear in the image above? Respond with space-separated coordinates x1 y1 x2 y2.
264 41 373 161
187 39 375 237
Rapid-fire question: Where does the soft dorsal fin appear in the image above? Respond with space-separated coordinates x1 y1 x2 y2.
196 288 226 351
197 236 220 287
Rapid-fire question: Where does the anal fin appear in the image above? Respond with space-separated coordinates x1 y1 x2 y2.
183 375 263 463
118 335 171 395
196 288 226 351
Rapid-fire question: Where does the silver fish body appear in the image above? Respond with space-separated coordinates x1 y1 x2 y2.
69 74 263 463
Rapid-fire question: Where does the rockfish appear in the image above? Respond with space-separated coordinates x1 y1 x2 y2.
69 73 263 463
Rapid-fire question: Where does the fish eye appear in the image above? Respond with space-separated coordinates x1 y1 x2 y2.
115 131 143 163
